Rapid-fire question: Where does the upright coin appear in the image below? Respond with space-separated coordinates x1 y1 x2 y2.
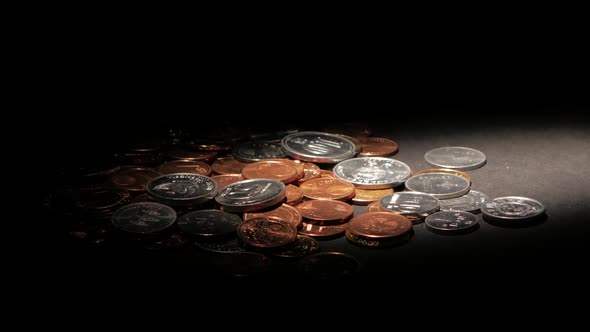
110 167 161 192
297 200 354 225
379 192 440 218
215 179 286 213
358 137 399 157
281 131 357 163
348 212 412 239
158 160 212 176
439 190 490 212
481 196 545 221
233 141 287 162
243 203 303 230
271 235 320 258
241 160 299 184
112 202 176 234
424 146 486 170
299 178 356 201
333 157 412 189
404 173 471 199
298 252 361 279
177 209 242 237
147 173 217 205
211 157 248 175
425 211 479 234
237 216 298 248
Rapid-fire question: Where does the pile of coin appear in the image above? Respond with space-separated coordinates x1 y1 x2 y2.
45 126 546 278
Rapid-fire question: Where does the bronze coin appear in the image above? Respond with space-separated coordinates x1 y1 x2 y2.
358 137 399 157
237 216 298 248
413 168 472 182
296 200 354 225
271 235 320 258
285 184 304 206
211 157 248 175
298 163 321 183
319 170 336 178
211 174 244 190
299 178 356 201
347 212 412 239
158 160 212 176
241 160 299 184
298 222 348 238
109 167 161 192
163 147 218 163
351 188 394 205
243 203 303 230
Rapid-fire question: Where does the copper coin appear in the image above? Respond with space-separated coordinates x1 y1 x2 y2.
271 235 320 258
158 160 212 176
413 168 472 182
298 162 321 183
163 147 218 163
285 184 304 205
348 212 412 239
345 230 410 247
299 178 356 201
358 137 399 157
296 200 354 225
319 170 336 178
351 188 394 205
283 159 305 181
241 160 299 184
211 157 248 175
298 222 348 238
237 216 298 248
109 167 161 192
243 203 303 230
211 174 244 190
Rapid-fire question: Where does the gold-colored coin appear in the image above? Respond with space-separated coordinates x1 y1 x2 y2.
357 137 399 157
351 188 394 205
285 184 303 206
413 168 471 182
299 178 356 201
319 170 336 178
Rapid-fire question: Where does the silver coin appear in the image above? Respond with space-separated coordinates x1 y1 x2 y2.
405 173 471 199
481 196 545 221
215 178 286 213
425 211 479 233
424 146 486 170
333 157 412 189
281 131 357 163
177 209 242 237
147 173 217 205
195 237 246 253
439 190 490 212
112 202 176 234
232 141 287 162
379 192 440 217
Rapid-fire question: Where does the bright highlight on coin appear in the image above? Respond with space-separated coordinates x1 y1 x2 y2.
333 157 411 189
281 131 357 163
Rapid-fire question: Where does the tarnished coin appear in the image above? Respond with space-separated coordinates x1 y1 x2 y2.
158 160 212 176
358 137 399 157
379 192 440 218
347 212 412 239
112 202 176 234
243 203 303 230
237 216 298 248
281 131 357 163
404 173 471 199
425 211 479 234
211 174 244 191
424 146 486 170
211 157 248 175
215 179 286 213
177 209 242 237
109 167 161 192
285 184 303 205
233 141 287 162
296 200 354 225
299 178 356 201
241 160 299 184
351 188 394 205
298 252 361 279
195 237 246 253
333 157 412 189
271 235 320 258
298 222 348 238
147 173 217 205
439 190 490 212
414 168 471 182
482 196 545 222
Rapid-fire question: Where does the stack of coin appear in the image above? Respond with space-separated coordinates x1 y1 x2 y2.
345 212 413 247
147 173 217 206
296 200 353 238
